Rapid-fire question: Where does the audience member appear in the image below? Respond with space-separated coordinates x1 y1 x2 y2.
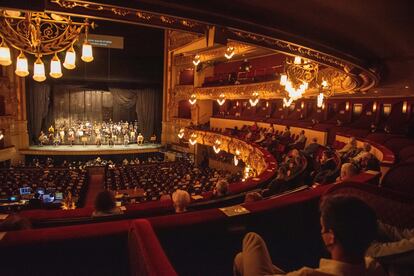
172 189 191 213
352 142 372 163
233 195 387 276
313 150 337 184
262 166 288 197
338 137 357 157
92 190 123 217
336 163 359 182
213 179 229 197
303 137 321 157
244 191 263 203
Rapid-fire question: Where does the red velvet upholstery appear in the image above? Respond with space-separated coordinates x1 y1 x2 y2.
324 182 414 228
398 145 414 161
129 219 178 276
381 161 414 195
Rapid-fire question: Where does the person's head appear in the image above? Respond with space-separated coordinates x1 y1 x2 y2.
311 137 318 144
362 142 371 153
291 149 300 158
94 190 116 213
300 130 305 135
277 166 287 179
244 192 263 203
172 189 191 213
321 150 333 161
350 137 357 146
285 126 290 131
340 163 358 181
214 179 229 196
319 195 377 260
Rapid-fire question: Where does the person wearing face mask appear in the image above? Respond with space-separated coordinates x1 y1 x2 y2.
233 195 387 276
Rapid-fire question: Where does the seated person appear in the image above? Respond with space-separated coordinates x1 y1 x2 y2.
360 154 380 172
172 189 191 213
338 136 357 157
288 130 306 150
244 191 263 203
313 150 337 184
366 221 414 275
262 166 288 196
303 137 321 158
213 179 229 197
234 195 386 276
279 126 291 143
92 190 123 217
336 162 359 182
150 133 157 143
254 130 266 144
28 192 43 209
352 142 372 163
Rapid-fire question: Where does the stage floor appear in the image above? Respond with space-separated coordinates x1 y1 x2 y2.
20 144 162 156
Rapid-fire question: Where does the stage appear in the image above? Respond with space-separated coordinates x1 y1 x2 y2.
19 143 163 156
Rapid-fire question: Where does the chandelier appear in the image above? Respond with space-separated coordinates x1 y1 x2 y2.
280 56 325 106
0 10 95 82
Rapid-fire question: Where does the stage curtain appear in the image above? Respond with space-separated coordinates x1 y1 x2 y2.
27 82 51 143
136 88 157 138
110 88 137 122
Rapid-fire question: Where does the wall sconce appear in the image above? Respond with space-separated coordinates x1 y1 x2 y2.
233 149 240 166
224 46 235 59
189 133 197 145
236 101 239 107
345 101 350 111
192 55 201 66
177 128 185 139
283 97 293 107
301 101 305 109
217 93 226 105
266 101 269 108
213 139 221 154
372 102 377 112
402 101 408 113
294 56 302 64
189 94 197 105
249 92 259 106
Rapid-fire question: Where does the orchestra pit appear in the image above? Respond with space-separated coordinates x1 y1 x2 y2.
1 1 414 275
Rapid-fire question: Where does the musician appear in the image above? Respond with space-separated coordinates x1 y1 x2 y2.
108 133 114 148
124 133 129 147
53 134 60 147
59 127 65 144
137 132 144 145
68 128 75 146
38 131 48 146
95 132 102 147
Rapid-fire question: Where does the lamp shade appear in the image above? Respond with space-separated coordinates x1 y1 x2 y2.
81 41 93 62
50 54 63 78
33 57 46 82
0 43 12 66
15 51 29 77
63 46 76 69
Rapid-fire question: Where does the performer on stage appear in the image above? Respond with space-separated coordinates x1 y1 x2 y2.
108 133 114 148
95 132 102 147
124 133 129 147
59 127 65 144
53 134 61 147
39 131 48 146
68 128 75 147
137 132 144 145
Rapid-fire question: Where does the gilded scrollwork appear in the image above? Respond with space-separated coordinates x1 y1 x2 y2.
184 129 269 176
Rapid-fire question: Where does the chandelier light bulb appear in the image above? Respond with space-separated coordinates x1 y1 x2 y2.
217 93 226 105
321 80 328 88
33 56 46 82
81 41 94 62
189 94 197 105
177 128 185 139
0 43 12 66
224 47 235 59
317 93 324 108
15 51 29 77
233 156 239 166
280 74 287 86
294 56 302 64
63 46 76 69
50 53 63 78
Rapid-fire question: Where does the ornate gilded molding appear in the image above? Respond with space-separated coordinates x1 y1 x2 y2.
47 0 207 34
183 129 268 176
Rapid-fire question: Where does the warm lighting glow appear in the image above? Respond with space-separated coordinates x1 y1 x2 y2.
283 97 293 107
224 46 235 59
266 101 269 108
5 10 21 17
192 55 201 66
236 101 239 106
249 92 259 106
189 94 197 105
243 165 251 181
301 101 304 109
81 41 94 62
284 81 308 101
33 56 46 82
372 102 377 112
15 51 29 77
321 80 328 88
402 101 408 113
294 56 302 64
177 128 185 139
217 93 226 105
280 74 287 86
233 156 239 166
317 93 324 108
345 101 350 111
189 133 197 145
213 140 221 154
63 46 76 69
0 43 12 66
50 53 63 78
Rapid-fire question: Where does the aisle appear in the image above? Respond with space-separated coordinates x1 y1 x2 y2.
84 174 105 208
